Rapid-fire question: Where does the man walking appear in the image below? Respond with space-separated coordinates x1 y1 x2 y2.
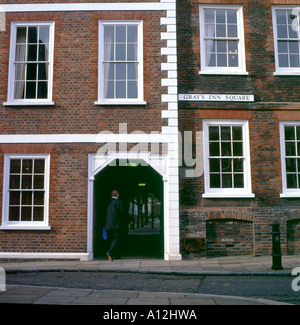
105 190 123 261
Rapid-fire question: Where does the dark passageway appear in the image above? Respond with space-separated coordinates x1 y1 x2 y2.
93 159 164 259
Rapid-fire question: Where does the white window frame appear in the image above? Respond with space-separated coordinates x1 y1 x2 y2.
199 5 247 75
0 154 51 230
272 6 300 76
4 21 55 106
280 121 300 197
203 120 254 198
96 20 145 105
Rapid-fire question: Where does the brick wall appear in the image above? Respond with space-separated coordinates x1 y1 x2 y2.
0 10 168 135
177 0 300 257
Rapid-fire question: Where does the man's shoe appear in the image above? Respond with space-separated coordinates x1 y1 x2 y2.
106 253 113 261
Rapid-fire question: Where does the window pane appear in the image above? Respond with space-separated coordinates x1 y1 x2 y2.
277 25 288 38
34 191 44 205
233 158 244 172
22 160 33 174
37 82 48 99
22 191 32 205
228 24 237 38
216 24 226 37
286 158 297 172
210 158 220 172
9 207 20 221
285 126 295 140
116 63 126 80
116 25 126 43
28 45 37 61
221 142 231 156
116 81 126 98
278 41 288 53
22 175 32 189
279 54 289 67
39 26 49 44
25 81 37 99
287 174 297 188
210 174 221 188
276 11 287 25
116 44 126 61
234 174 244 188
128 63 137 80
38 43 49 61
10 159 21 173
222 159 232 172
28 27 37 43
27 63 37 80
290 55 300 67
209 142 220 156
217 54 227 66
227 10 237 24
204 10 215 24
216 10 226 23
33 207 44 221
127 26 137 42
34 160 45 174
127 81 138 98
233 142 243 156
16 27 27 44
10 191 20 205
221 127 231 140
10 175 20 189
222 174 232 188
21 207 32 221
286 142 296 156
127 44 137 61
232 126 242 140
209 126 219 140
34 175 44 189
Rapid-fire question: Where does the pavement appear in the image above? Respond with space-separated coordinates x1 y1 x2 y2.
0 254 299 305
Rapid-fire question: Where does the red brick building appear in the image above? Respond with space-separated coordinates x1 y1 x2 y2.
178 0 300 257
0 1 181 261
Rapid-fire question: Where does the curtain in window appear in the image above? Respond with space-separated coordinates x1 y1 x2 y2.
204 10 216 67
14 27 26 99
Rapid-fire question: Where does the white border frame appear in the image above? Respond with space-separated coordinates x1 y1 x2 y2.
280 121 300 197
272 6 300 76
0 154 51 230
95 20 146 105
4 21 55 106
202 119 254 198
199 4 247 75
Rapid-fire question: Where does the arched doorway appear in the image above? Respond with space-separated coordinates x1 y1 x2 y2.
93 159 164 259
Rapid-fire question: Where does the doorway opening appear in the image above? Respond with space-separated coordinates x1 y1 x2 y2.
93 159 164 259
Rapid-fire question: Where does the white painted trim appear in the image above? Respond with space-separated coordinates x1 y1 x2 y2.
0 252 92 261
0 133 172 144
0 3 175 13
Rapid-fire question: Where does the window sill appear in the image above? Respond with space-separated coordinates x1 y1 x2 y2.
3 101 55 106
199 71 249 76
273 72 300 76
0 225 51 230
95 101 147 106
280 193 300 198
203 193 255 199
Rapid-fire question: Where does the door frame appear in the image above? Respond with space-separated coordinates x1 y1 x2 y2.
87 151 182 261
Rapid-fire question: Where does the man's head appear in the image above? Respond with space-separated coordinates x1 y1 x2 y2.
111 190 119 198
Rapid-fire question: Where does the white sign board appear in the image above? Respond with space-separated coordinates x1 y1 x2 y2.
179 94 254 102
